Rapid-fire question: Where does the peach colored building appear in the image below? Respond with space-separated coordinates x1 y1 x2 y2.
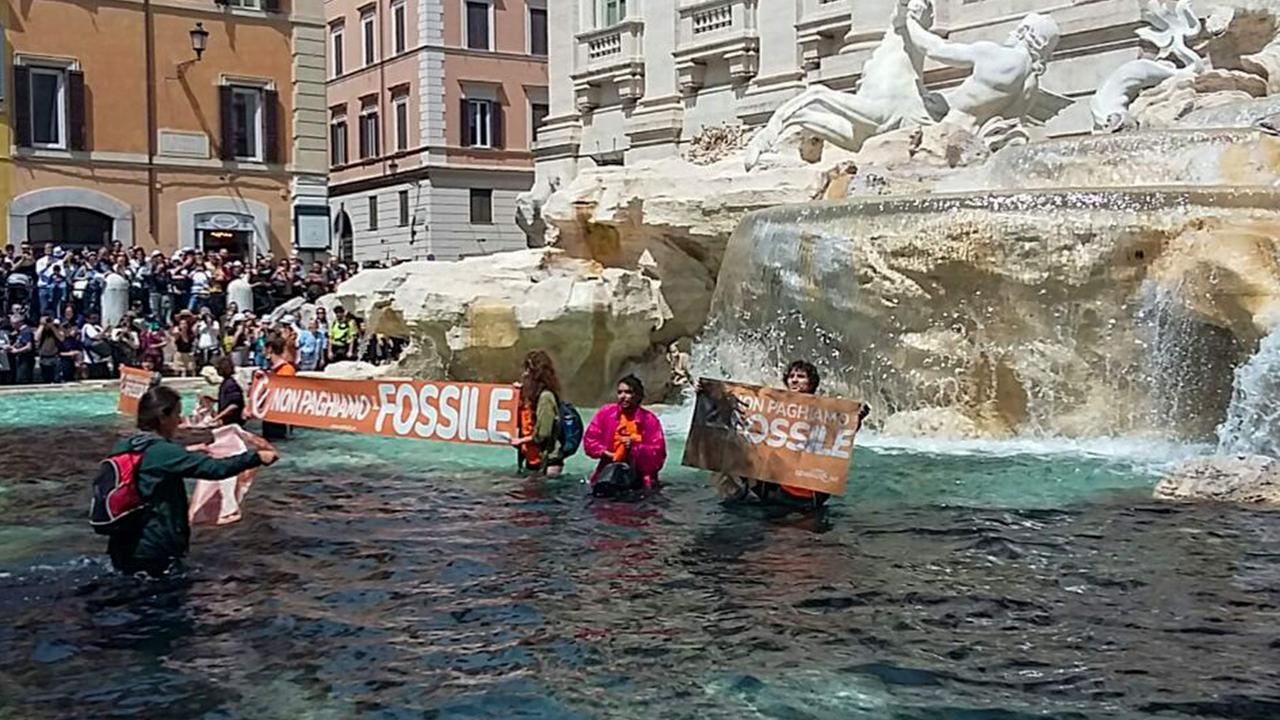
326 0 547 262
6 0 329 259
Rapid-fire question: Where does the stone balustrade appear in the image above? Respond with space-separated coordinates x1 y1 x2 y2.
675 0 759 95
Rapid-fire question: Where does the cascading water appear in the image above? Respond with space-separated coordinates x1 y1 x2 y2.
1134 281 1240 439
697 187 1280 439
1217 328 1280 456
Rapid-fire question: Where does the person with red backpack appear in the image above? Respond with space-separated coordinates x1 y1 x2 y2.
93 385 278 576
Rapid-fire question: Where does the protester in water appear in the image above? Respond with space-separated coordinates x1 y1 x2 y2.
259 332 296 441
512 350 565 477
715 361 864 509
583 374 667 491
211 356 246 426
107 385 277 576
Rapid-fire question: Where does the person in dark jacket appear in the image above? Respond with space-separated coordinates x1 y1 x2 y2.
107 385 278 576
210 355 245 426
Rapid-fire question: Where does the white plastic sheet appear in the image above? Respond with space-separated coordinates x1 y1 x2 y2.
188 425 270 526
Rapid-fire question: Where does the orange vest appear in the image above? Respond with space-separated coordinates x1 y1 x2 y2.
612 413 642 462
519 403 541 466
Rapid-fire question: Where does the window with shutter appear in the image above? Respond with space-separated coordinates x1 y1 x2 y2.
492 102 504 149
67 70 86 151
531 102 549 143
464 99 492 148
13 66 32 147
392 0 407 55
465 1 491 50
219 85 235 160
226 86 266 161
529 8 548 56
361 10 377 66
469 189 492 224
264 89 280 163
27 67 69 149
359 102 380 159
393 93 409 151
330 114 348 167
331 25 345 77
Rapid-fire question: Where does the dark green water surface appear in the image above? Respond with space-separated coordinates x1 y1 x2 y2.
0 391 1276 719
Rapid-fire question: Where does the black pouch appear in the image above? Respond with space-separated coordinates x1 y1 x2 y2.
591 462 640 498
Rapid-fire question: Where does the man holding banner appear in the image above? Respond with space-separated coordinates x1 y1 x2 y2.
687 361 868 509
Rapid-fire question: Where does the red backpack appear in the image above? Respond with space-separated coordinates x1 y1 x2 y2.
89 452 147 535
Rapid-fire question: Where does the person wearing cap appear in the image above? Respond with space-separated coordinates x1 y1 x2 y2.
329 306 357 363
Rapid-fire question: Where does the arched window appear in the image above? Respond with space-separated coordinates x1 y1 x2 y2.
334 208 354 263
27 207 113 250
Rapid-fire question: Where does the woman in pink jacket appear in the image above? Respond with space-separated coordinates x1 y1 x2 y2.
583 375 667 491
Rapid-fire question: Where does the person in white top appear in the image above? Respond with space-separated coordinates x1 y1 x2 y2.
195 307 220 369
81 314 111 378
189 266 211 313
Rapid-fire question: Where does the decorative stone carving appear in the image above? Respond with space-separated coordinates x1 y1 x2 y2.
515 176 561 248
1130 68 1267 128
1092 59 1185 132
684 124 753 166
575 84 599 113
746 0 1069 169
744 0 937 170
1091 0 1216 131
676 61 705 97
900 4 1065 141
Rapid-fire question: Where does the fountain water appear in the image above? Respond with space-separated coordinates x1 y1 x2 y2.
1217 328 1280 455
698 187 1280 440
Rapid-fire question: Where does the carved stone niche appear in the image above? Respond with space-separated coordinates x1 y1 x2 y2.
575 83 600 113
614 71 646 106
726 46 760 83
677 61 706 97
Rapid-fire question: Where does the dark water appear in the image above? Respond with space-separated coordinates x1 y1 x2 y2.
1 396 1279 719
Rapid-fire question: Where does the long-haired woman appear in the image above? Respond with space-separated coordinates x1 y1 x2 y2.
512 350 564 476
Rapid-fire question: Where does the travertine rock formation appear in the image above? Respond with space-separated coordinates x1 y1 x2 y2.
329 249 672 403
1155 454 1280 504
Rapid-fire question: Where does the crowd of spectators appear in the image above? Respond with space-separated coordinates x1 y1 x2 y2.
0 240 403 385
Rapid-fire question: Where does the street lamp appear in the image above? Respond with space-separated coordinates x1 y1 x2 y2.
190 22 210 61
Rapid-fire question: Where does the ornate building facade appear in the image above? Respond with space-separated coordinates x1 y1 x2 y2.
536 0 1147 184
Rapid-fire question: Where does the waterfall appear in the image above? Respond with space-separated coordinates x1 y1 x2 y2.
1134 282 1239 440
1217 329 1280 456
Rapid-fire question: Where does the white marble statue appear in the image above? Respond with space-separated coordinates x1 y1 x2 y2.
515 175 561 248
1090 0 1210 131
746 0 1069 168
744 0 939 170
899 2 1064 139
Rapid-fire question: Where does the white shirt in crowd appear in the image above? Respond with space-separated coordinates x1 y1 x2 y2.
81 322 108 365
191 268 211 296
196 318 220 350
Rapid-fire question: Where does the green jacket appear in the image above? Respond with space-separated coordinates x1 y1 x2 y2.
107 433 262 567
531 390 562 465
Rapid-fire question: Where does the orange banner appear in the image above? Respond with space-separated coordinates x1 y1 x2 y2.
117 366 154 416
682 379 864 496
247 373 520 446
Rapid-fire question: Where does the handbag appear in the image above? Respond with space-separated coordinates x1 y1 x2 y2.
591 458 642 499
